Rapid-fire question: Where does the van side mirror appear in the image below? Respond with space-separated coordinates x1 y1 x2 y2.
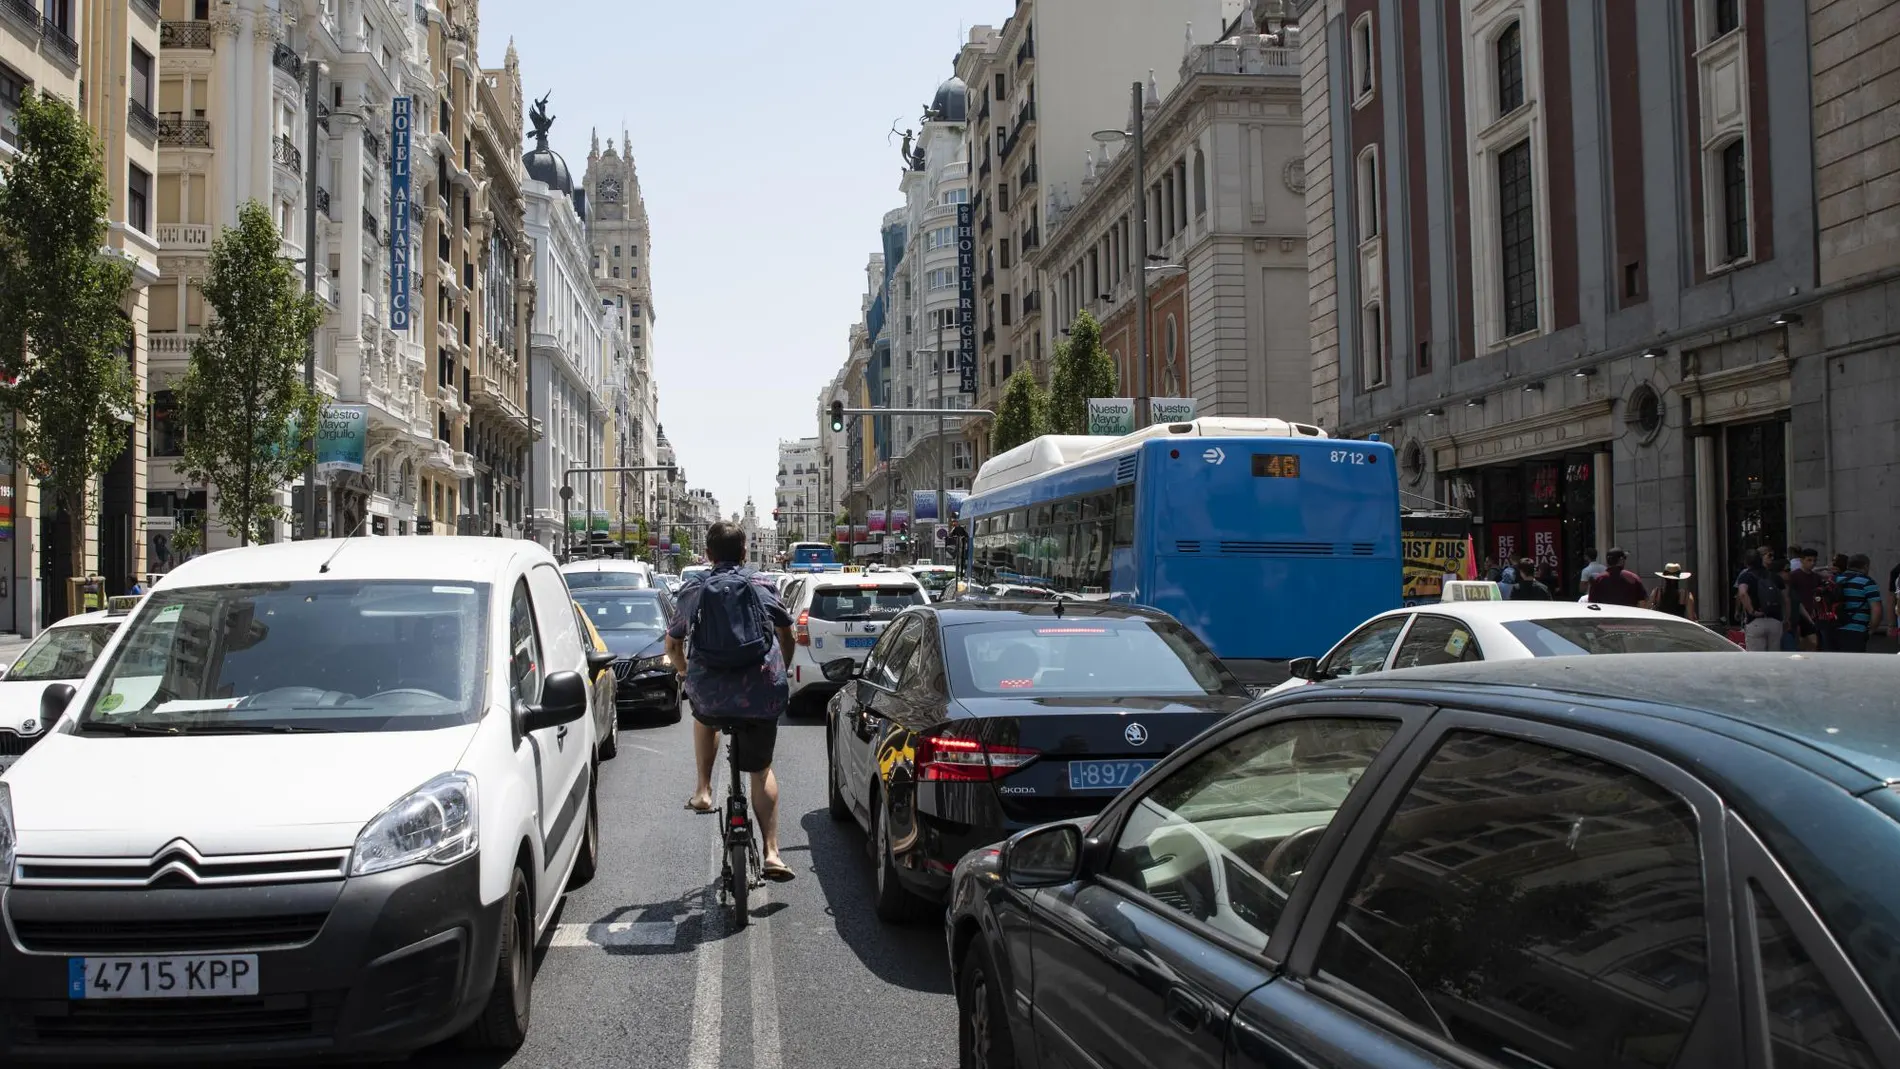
1288 657 1319 682
1004 823 1082 888
40 683 75 723
520 670 589 733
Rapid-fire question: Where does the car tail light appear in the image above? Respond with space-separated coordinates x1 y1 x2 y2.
916 733 1038 782
795 610 810 646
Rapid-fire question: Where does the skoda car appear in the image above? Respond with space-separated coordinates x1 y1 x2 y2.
825 600 1251 922
574 587 681 723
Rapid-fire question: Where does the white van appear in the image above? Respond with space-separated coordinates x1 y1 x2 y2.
0 538 604 1060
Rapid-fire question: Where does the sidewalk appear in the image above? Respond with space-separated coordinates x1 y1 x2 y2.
0 634 29 663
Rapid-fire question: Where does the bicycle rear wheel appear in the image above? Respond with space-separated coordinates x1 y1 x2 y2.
727 841 750 927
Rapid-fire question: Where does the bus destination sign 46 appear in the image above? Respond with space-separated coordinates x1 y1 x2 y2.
1252 453 1301 478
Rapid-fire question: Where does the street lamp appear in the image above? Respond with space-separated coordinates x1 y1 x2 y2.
1095 79 1187 430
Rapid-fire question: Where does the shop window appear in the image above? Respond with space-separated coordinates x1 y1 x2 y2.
148 390 184 457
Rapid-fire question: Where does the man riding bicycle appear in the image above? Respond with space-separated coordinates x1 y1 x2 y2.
666 522 798 883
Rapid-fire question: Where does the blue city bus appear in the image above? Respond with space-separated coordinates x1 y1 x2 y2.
962 418 1400 681
787 542 843 573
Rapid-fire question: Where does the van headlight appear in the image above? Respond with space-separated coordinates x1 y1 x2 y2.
348 772 477 877
0 783 16 888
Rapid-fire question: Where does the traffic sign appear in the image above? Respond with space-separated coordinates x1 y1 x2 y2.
934 525 949 546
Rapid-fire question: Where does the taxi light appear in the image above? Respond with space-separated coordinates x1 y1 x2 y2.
917 734 1039 782
795 610 811 646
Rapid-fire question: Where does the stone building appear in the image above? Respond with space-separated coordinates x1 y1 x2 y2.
468 40 534 537
1302 0 1896 618
1038 8 1306 421
581 129 659 538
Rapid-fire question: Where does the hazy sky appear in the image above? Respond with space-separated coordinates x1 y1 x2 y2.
478 0 1001 518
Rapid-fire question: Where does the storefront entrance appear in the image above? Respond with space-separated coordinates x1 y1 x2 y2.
1450 451 1602 598
1722 419 1786 614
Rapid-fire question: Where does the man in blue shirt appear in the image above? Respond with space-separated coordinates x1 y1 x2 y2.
1833 554 1886 653
667 522 798 881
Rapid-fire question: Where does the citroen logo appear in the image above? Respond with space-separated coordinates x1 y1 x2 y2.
1124 722 1149 746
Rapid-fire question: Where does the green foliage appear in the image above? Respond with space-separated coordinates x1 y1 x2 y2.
1048 311 1119 435
990 368 1051 454
0 91 136 587
176 201 325 546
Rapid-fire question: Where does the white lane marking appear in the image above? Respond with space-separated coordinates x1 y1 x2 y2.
546 921 677 948
749 880 783 1069
625 743 667 755
685 834 724 1069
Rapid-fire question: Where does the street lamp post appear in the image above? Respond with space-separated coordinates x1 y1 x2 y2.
301 60 321 538
1130 80 1151 429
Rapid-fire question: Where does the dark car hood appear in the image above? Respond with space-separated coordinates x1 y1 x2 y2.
599 630 667 660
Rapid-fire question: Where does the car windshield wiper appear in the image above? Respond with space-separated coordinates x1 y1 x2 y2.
77 720 190 736
177 723 340 734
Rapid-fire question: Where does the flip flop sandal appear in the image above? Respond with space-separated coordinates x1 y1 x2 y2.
685 798 716 814
761 862 797 882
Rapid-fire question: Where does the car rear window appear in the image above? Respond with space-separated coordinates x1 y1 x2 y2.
945 618 1242 698
565 570 650 590
1501 617 1741 656
808 585 925 622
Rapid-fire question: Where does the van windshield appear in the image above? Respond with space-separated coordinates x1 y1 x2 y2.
77 581 491 735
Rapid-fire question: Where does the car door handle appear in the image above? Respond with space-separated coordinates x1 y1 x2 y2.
1164 987 1208 1034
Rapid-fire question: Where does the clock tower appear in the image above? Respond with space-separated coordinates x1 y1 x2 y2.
582 130 661 540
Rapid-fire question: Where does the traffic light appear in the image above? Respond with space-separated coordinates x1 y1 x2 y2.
829 400 845 433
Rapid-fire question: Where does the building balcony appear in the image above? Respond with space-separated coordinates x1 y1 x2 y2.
1022 290 1041 315
272 43 304 80
981 325 995 346
159 19 210 50
315 186 331 219
158 117 210 147
1022 226 1040 251
314 99 330 132
978 155 991 179
1015 100 1036 128
1015 35 1034 69
452 451 477 479
980 266 994 291
1001 125 1020 161
979 209 992 234
148 331 198 363
155 223 210 251
362 208 379 241
1018 163 1038 190
40 17 78 63
273 134 302 174
363 128 384 164
0 0 39 35
127 100 157 142
977 96 990 122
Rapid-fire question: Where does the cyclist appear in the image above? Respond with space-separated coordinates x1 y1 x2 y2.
667 521 798 882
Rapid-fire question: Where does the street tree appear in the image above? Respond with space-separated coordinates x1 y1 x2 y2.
0 91 136 614
1048 311 1119 435
990 368 1051 454
176 200 324 546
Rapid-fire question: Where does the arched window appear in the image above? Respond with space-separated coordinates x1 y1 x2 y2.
1193 149 1207 217
1496 21 1524 115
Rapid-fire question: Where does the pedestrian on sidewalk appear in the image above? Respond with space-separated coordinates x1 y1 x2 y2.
1832 554 1886 653
1510 558 1552 600
1734 549 1785 651
1652 563 1697 622
1578 549 1606 598
1587 548 1649 608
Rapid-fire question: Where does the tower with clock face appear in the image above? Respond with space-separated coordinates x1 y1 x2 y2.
582 129 661 532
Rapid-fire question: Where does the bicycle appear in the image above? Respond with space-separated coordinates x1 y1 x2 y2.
716 723 763 928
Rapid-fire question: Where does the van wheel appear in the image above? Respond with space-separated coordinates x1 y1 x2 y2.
871 793 934 925
463 868 533 1051
569 775 600 887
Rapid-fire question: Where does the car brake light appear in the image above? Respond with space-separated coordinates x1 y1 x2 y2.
796 610 810 646
916 733 1039 782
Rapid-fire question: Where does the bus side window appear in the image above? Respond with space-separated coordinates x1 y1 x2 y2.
1113 484 1136 545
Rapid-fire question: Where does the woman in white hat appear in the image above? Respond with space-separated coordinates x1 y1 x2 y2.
1653 562 1696 621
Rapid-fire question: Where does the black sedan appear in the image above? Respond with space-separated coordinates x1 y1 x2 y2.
946 654 1900 1069
824 601 1253 923
573 587 681 723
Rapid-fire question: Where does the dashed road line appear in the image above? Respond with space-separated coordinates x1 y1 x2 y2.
546 921 679 948
685 834 725 1069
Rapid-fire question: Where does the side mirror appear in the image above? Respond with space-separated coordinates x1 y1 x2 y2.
40 683 76 723
1004 823 1082 888
520 670 589 733
821 657 861 683
585 649 617 674
1287 656 1319 682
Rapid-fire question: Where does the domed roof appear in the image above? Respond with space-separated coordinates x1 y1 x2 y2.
929 76 968 123
524 144 573 195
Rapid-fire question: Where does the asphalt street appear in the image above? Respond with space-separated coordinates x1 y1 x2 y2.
409 702 959 1069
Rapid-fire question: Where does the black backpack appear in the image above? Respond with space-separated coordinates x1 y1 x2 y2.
690 568 772 670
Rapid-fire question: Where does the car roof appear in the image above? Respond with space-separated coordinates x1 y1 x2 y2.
1374 600 1680 623
927 600 1177 626
1345 653 1900 783
47 609 120 629
810 573 921 588
571 586 663 598
157 536 549 588
561 559 650 572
